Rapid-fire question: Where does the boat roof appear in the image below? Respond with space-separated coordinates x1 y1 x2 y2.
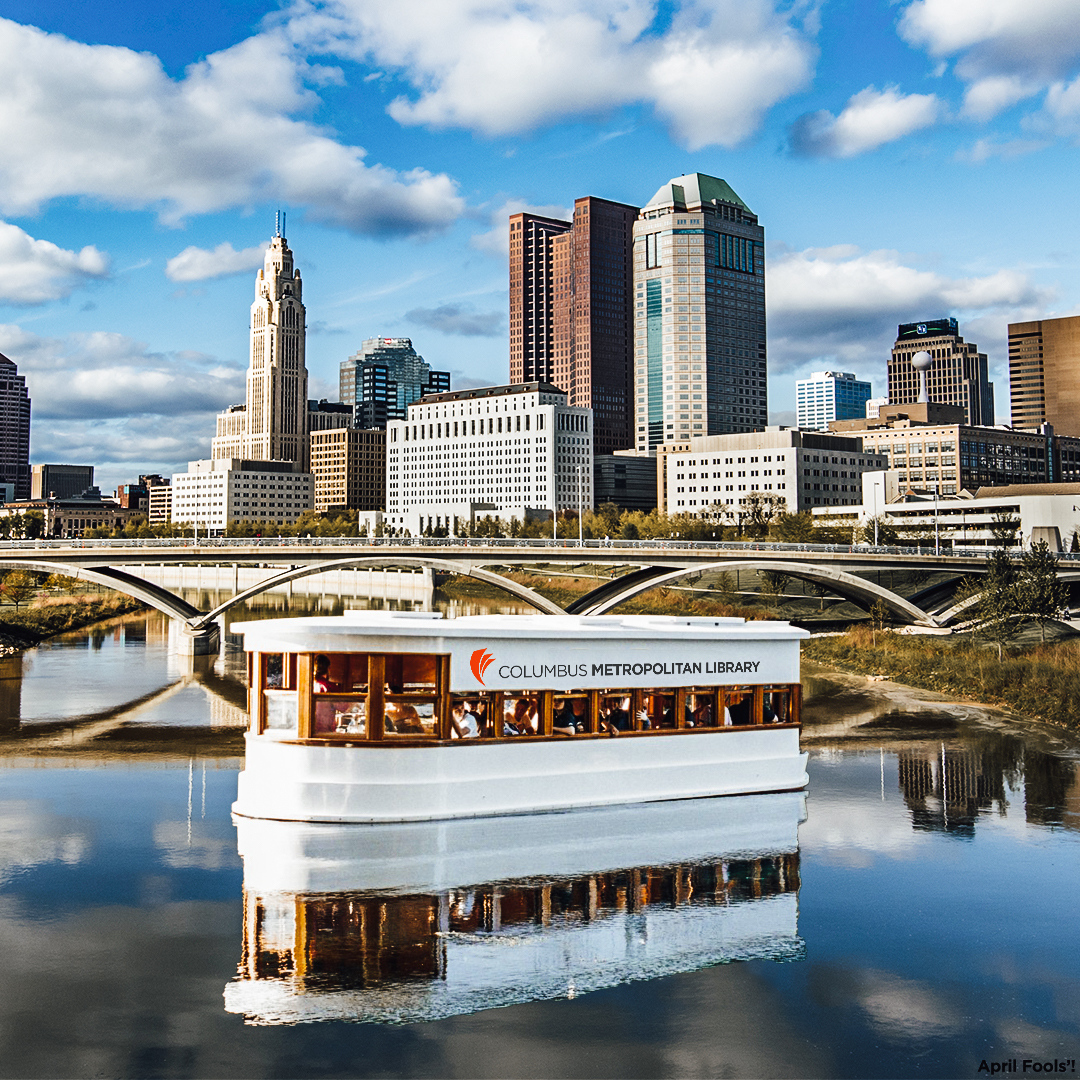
231 611 809 652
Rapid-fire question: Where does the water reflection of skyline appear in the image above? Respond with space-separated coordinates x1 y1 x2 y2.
226 794 806 1025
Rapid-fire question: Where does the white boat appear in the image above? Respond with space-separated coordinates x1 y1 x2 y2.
224 793 806 1025
231 611 809 824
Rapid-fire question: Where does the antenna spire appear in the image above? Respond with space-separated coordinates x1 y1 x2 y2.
275 210 281 237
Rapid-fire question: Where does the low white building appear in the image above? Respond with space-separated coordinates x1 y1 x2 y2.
657 428 887 520
385 382 592 535
171 459 313 535
813 475 1080 551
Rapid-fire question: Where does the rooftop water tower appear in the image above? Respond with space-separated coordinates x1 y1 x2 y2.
911 350 932 404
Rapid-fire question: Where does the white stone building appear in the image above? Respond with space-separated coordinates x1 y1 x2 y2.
813 476 1080 551
657 428 886 519
171 459 313 535
385 382 592 535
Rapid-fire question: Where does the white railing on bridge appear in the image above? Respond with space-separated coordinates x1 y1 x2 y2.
1 535 1077 561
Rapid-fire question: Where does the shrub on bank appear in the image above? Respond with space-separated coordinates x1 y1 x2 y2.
803 627 1080 730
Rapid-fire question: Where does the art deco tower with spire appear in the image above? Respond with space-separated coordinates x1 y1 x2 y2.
213 219 309 468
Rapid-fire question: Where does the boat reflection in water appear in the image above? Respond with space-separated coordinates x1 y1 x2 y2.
225 791 806 1025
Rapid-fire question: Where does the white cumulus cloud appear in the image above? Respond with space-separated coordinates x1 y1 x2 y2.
0 18 464 236
166 242 269 283
789 86 940 157
0 221 108 304
899 0 1080 121
765 244 1052 375
301 0 816 149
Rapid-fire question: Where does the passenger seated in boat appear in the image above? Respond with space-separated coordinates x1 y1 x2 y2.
726 692 752 726
553 697 586 735
504 696 537 736
314 655 341 694
451 701 479 738
385 701 424 734
689 697 714 727
602 696 632 732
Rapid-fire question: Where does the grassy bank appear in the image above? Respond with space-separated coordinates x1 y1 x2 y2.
803 626 1080 730
0 595 148 649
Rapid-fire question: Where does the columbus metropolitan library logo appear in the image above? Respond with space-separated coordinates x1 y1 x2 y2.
470 648 495 686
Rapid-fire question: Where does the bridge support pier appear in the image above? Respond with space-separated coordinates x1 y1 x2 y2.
169 619 220 656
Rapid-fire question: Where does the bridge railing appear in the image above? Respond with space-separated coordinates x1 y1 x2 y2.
2 535 1079 561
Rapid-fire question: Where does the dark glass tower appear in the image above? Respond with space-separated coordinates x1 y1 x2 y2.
0 352 31 500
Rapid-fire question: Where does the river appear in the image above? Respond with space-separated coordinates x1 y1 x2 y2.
0 600 1077 1079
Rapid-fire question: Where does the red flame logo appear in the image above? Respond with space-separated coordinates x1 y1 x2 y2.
470 648 495 685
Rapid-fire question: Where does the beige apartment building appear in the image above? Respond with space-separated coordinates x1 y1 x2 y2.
310 427 386 512
830 403 1080 493
1008 315 1080 435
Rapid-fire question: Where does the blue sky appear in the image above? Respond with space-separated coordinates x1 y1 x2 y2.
2 0 1079 489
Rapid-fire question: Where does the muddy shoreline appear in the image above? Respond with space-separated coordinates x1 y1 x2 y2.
802 659 1080 759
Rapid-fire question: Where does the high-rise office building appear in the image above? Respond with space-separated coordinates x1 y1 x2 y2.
796 371 872 431
632 173 767 451
1008 315 1080 435
509 214 572 384
0 352 30 501
339 338 449 428
888 318 994 426
212 227 309 468
510 199 638 454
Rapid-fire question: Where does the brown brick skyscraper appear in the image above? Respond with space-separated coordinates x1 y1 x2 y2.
509 197 637 454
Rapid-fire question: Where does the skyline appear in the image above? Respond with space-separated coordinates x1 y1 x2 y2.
1 0 1078 489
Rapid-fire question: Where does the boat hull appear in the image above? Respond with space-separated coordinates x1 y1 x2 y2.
232 727 809 823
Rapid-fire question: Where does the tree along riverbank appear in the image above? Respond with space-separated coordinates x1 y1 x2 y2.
803 625 1080 732
0 595 148 654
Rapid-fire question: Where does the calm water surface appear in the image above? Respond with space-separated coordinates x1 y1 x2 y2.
0 608 1078 1079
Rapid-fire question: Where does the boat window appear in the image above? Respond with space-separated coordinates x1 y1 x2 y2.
263 654 284 689
385 654 438 694
453 694 499 738
312 654 369 694
553 694 589 735
384 697 437 738
503 694 541 736
724 686 758 726
686 689 719 727
449 698 482 738
264 690 298 731
765 687 792 724
314 697 366 735
598 693 631 733
642 690 677 729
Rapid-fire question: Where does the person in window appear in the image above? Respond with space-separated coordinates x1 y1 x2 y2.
553 697 581 735
314 655 341 693
451 701 480 738
603 696 632 732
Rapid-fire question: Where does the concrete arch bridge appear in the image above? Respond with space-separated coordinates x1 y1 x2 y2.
0 537 1016 648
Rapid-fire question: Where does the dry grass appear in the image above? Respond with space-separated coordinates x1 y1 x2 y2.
804 626 1080 730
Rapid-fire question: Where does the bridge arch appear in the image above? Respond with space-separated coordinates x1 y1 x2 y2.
190 555 565 628
576 560 939 626
0 560 202 623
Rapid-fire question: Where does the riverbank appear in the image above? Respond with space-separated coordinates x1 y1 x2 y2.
802 625 1080 732
0 595 148 653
